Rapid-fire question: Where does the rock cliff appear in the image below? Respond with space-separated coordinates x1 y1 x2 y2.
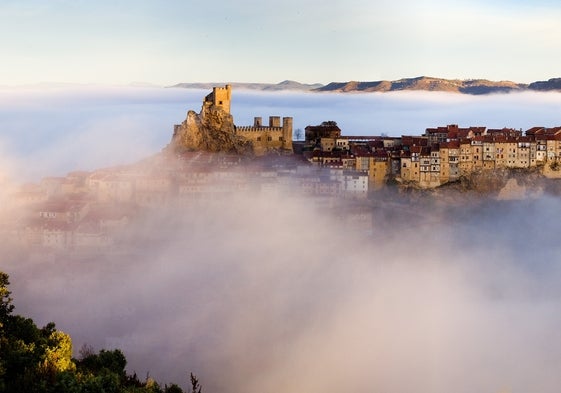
433 167 556 201
167 102 253 155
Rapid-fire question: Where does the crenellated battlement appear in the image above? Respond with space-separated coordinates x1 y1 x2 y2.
235 116 293 155
204 84 231 113
236 126 284 132
180 85 293 156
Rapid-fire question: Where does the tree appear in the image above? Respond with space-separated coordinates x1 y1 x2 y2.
41 330 76 374
165 383 184 393
1 271 185 392
190 373 202 393
294 128 303 141
78 348 127 381
0 272 15 323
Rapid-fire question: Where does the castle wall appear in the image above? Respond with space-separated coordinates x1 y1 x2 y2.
269 116 281 128
236 116 293 155
199 86 294 156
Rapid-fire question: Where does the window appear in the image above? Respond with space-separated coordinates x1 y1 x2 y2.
268 136 272 141
256 137 261 141
279 137 283 141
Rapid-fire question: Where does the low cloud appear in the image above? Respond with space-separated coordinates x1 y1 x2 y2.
2 87 561 392
5 188 561 393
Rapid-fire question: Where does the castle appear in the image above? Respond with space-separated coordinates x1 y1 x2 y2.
204 85 232 113
204 85 293 155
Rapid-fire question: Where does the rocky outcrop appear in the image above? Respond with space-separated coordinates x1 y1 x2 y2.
451 168 547 199
167 102 253 155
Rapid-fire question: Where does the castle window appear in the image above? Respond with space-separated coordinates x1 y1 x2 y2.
219 101 223 105
268 136 272 141
257 137 261 142
279 137 283 141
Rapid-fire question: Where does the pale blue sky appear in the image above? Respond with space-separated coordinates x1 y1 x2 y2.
1 0 560 85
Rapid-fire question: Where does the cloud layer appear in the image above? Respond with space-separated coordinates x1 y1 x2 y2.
5 190 561 393
2 87 561 391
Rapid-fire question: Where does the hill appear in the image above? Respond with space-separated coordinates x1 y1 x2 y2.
171 76 561 94
314 76 527 94
169 80 323 91
528 77 561 91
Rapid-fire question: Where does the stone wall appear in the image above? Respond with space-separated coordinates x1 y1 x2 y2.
169 87 293 156
236 116 293 155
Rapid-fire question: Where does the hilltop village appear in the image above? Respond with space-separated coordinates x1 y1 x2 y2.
2 85 561 253
169 84 561 190
302 122 561 189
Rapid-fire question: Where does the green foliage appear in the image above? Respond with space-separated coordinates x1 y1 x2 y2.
0 271 15 323
78 349 127 380
41 330 76 377
0 271 185 393
164 384 184 393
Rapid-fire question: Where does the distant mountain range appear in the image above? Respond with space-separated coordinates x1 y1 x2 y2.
170 77 561 95
170 80 323 92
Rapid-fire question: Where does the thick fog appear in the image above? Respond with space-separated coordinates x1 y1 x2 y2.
1 86 561 181
2 87 561 392
5 191 561 392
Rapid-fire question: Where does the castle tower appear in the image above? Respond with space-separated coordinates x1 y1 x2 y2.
282 117 293 151
204 84 231 113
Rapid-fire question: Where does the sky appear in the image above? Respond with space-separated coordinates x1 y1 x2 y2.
1 0 561 85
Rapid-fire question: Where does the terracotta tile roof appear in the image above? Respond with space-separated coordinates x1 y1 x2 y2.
410 146 422 154
373 150 388 158
447 140 460 148
401 136 428 147
525 127 545 136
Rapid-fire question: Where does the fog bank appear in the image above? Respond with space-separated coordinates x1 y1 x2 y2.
5 189 561 393
2 86 561 391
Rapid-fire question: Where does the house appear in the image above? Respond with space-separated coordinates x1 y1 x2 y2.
369 150 390 189
305 121 341 143
440 141 459 182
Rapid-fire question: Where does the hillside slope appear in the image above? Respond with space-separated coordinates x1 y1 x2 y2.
171 76 561 94
314 76 527 94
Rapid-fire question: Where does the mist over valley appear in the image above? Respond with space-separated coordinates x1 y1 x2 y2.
2 86 561 392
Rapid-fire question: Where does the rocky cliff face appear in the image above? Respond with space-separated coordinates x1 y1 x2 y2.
432 167 557 201
167 103 253 155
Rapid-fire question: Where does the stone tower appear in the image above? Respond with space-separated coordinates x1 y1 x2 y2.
282 117 293 150
204 84 231 113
